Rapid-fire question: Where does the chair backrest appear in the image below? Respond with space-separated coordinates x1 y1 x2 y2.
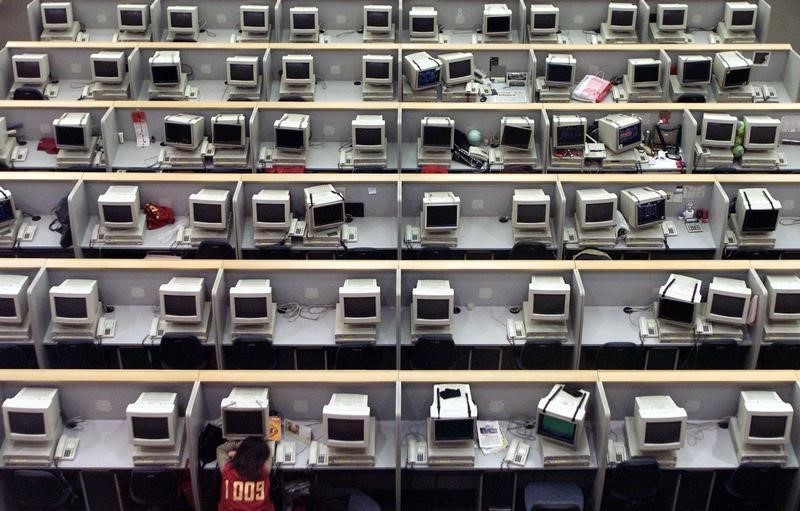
129 468 181 506
572 249 611 261
609 457 661 501
256 244 293 260
0 344 30 369
693 339 739 369
509 241 548 260
594 342 642 370
417 246 454 260
411 335 457 370
196 240 236 259
160 333 206 369
231 335 277 369
759 340 800 369
727 462 782 501
347 489 382 511
334 343 380 369
14 470 71 509
340 247 380 260
55 339 105 369
518 339 564 369
13 87 45 100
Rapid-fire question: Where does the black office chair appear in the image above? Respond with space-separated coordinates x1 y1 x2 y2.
56 339 105 369
0 344 30 368
159 333 206 369
509 241 551 260
195 240 236 259
129 468 182 511
14 470 73 510
231 335 278 369
724 462 782 510
676 93 707 103
593 342 642 369
693 339 740 369
759 340 800 369
334 343 380 369
410 335 457 370
607 457 661 510
339 247 380 260
417 246 455 260
256 244 293 259
278 95 306 102
572 249 612 261
13 87 46 100
524 481 584 511
516 339 565 369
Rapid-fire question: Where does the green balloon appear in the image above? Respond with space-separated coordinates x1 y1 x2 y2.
466 129 482 145
732 145 745 158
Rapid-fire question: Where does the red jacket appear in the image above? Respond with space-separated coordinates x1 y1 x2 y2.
218 463 275 511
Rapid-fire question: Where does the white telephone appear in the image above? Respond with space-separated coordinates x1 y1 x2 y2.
275 441 296 465
55 434 79 461
407 438 427 465
308 440 328 466
504 438 530 467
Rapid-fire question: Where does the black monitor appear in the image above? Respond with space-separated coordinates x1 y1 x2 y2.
285 62 310 80
234 297 268 319
658 297 695 325
0 298 16 319
163 294 198 318
585 203 614 223
742 209 779 232
312 203 345 228
485 16 511 34
275 128 305 150
749 126 778 145
365 61 390 79
93 60 120 79
15 61 41 79
502 125 532 150
533 13 557 29
749 416 788 439
223 410 265 436
422 126 452 148
557 125 585 147
645 421 683 444
54 296 87 319
610 10 634 26
212 124 242 146
725 68 751 88
517 204 547 224
192 203 223 225
7 412 45 435
412 16 434 33
229 63 255 82
633 63 660 84
242 11 265 27
328 418 365 442
165 122 192 146
416 298 450 320
54 126 86 148
433 418 475 442
366 11 389 27
532 295 566 316
293 13 316 29
426 205 458 228
152 65 179 85
682 60 711 84
710 294 747 319
355 127 382 146
256 203 286 223
546 63 573 83
103 205 134 224
131 417 170 440
44 7 69 24
170 11 193 28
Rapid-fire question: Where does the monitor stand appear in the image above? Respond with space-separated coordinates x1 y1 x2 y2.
729 417 788 465
211 139 250 168
729 213 776 249
513 220 553 244
411 322 453 341
93 215 146 245
289 31 320 42
599 24 639 44
133 417 186 466
160 302 212 341
254 225 291 246
763 320 800 341
0 313 31 341
694 142 734 169
648 24 693 43
713 22 757 44
669 76 710 102
527 28 566 44
740 149 780 169
535 78 572 102
148 73 189 100
57 137 99 169
363 25 395 42
496 145 539 169
279 80 315 101
186 223 229 247
416 138 452 168
625 224 665 248
114 27 153 41
51 303 103 341
473 32 512 43
410 33 447 43
624 417 677 468
622 75 664 102
522 301 568 341
303 226 343 247
602 148 645 171
327 418 376 466
402 79 439 102
237 28 271 42
362 82 394 101
41 22 81 41
712 79 755 102
0 210 23 248
540 430 591 467
166 29 199 42
420 225 458 248
1 422 62 466
334 303 378 343
159 139 209 169
88 75 131 100
574 214 616 248
231 306 277 340
227 78 263 101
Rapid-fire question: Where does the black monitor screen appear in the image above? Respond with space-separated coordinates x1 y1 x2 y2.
434 419 474 442
610 10 634 26
448 59 471 79
343 296 377 318
256 203 286 223
416 298 450 320
426 204 458 228
618 122 642 147
417 68 441 88
164 294 197 317
355 128 382 147
423 126 452 148
732 10 754 26
328 419 364 442
502 125 532 149
486 15 511 33
213 124 242 145
293 13 315 29
313 203 344 228
193 203 222 224
224 410 264 436
0 298 16 319
749 416 787 439
242 11 266 27
533 13 556 29
742 209 779 232
45 7 68 24
94 60 119 78
557 124 585 146
533 295 566 316
633 64 660 83
365 61 390 79
637 199 665 226
749 126 777 145
412 16 434 32
0 199 11 223
539 414 576 443
229 63 255 82
710 293 746 319
120 9 144 26
285 62 309 80
131 417 170 440
7 412 45 435
661 9 685 26
103 205 133 223
152 65 179 84
775 293 800 315
585 202 614 223
683 60 711 83
366 11 389 27
170 11 193 28
55 126 85 147
275 128 304 150
659 297 695 324
547 63 573 83
164 122 192 146
234 297 268 319
15 61 40 79
644 421 682 444
55 296 87 319
517 204 546 224
725 68 751 87
706 122 734 142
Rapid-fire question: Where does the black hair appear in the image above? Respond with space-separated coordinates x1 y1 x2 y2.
232 436 270 481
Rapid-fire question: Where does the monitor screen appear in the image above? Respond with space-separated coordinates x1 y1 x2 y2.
366 11 389 27
355 128 382 146
517 204 546 224
610 10 634 26
743 209 779 232
165 122 192 146
710 294 746 319
426 205 458 228
94 60 120 78
293 13 315 29
55 126 85 148
412 16 434 32
533 13 556 29
486 15 511 33
164 294 198 317
313 203 344 228
417 68 440 88
285 62 309 80
533 295 566 316
193 203 222 224
775 293 800 315
170 11 193 28
618 123 642 147
725 68 750 87
683 61 711 83
706 122 734 142
328 418 364 442
449 60 471 79
343 297 377 319
539 414 576 443
234 297 268 319
54 296 87 319
585 202 614 223
224 410 264 436
557 125 584 146
732 10 754 26
213 124 242 145
502 125 532 149
256 203 286 223
45 7 68 24
417 298 450 320
152 65 179 84
659 297 694 324
242 11 266 27
644 421 682 444
638 200 665 226
15 61 40 79
749 416 787 439
0 298 16 319
749 126 777 145
229 63 255 82
434 419 474 441
131 417 169 440
365 61 390 79
103 205 133 223
423 126 451 148
661 9 685 26
547 63 573 83
634 64 660 83
275 128 304 149
120 9 143 26
7 412 45 435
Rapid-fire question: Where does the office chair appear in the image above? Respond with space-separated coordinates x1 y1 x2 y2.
339 247 380 260
516 339 565 369
417 246 455 260
759 339 800 369
195 240 236 259
607 457 661 510
723 462 782 510
676 93 706 103
14 470 74 510
12 87 46 100
410 335 457 370
278 95 306 102
572 249 612 261
509 240 551 260
255 244 293 259
0 344 30 368
524 481 584 511
159 333 206 369
129 468 182 511
593 342 643 369
231 335 278 369
334 343 380 369
693 339 740 369
56 339 106 369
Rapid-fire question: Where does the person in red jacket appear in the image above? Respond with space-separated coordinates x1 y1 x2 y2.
217 436 275 511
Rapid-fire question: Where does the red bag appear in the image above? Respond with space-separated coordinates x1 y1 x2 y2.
143 203 175 230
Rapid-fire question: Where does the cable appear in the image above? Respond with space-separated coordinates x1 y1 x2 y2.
277 302 336 321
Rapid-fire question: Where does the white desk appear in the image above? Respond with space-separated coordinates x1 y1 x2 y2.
400 143 543 172
269 80 395 103
402 216 559 253
563 216 717 253
259 142 399 171
79 216 198 253
241 216 398 251
5 214 66 252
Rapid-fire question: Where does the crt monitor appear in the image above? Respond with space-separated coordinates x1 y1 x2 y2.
656 3 688 31
323 393 371 449
403 51 441 91
167 6 198 34
701 113 738 147
725 2 758 32
220 387 270 440
0 274 30 325
364 5 392 32
766 275 800 322
290 7 319 34
149 51 182 86
252 189 291 230
2 387 61 443
705 277 752 326
118 4 149 32
211 114 246 149
12 54 50 85
339 278 381 325
575 188 617 230
159 277 205 324
634 395 687 451
619 187 667 229
420 117 454 151
713 51 752 89
607 3 637 32
432 418 475 443
274 113 310 153
49 279 100 327
545 54 576 87
412 279 454 327
282 55 314 85
597 114 642 153
230 279 272 326
409 7 437 36
512 188 550 230
500 117 534 152
53 112 91 151
657 273 702 327
189 188 230 231
551 115 587 149
422 191 460 231
528 275 570 322
429 384 478 444
226 56 259 88
163 114 204 151
240 5 269 33
483 4 512 36
362 55 393 85
439 52 474 86
628 58 661 88
0 187 16 230
536 384 589 448
735 187 781 233
352 115 386 152
530 4 559 34
126 392 178 448
743 116 781 151
41 2 74 30
736 391 793 446
304 184 345 232
98 185 141 229
678 55 712 86
90 51 126 84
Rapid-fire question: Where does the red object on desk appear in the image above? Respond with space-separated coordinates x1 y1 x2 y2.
420 165 449 173
37 137 58 155
269 165 305 173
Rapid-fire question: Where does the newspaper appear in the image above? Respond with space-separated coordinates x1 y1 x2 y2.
478 420 508 454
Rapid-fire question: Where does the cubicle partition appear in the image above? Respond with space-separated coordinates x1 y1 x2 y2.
752 261 800 368
0 261 48 368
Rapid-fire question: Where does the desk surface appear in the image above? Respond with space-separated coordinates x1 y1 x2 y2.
12 215 65 250
564 216 717 253
401 216 557 252
80 216 229 252
241 216 398 251
400 143 544 172
260 142 399 171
